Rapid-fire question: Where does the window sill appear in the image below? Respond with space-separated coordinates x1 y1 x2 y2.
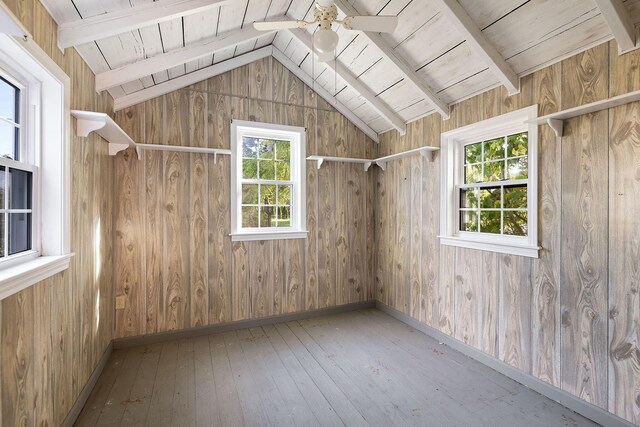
0 253 74 301
439 236 540 258
231 231 308 242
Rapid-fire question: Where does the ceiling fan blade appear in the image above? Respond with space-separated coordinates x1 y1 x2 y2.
253 20 309 31
341 15 398 33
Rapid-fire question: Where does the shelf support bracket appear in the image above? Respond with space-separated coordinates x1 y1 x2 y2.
75 117 106 138
315 158 324 170
363 161 372 172
547 118 563 137
419 149 435 162
376 161 386 171
108 142 131 157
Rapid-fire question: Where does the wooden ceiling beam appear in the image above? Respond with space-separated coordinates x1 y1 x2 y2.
96 25 277 92
333 0 450 119
58 0 237 48
113 46 272 111
432 0 520 95
272 47 379 143
592 0 637 53
288 29 406 135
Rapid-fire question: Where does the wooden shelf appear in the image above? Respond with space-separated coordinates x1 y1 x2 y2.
71 110 139 158
526 89 640 137
307 146 440 172
375 146 439 170
307 155 373 171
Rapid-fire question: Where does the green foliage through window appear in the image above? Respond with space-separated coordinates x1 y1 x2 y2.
460 132 528 237
241 137 293 228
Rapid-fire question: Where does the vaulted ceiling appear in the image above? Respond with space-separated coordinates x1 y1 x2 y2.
40 0 640 141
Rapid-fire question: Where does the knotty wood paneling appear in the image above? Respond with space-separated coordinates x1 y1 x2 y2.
114 58 376 335
531 62 562 386
607 41 640 423
560 45 609 408
376 41 640 424
0 1 116 425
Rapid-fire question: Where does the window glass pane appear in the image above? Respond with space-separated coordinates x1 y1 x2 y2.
460 210 478 232
275 140 290 161
464 164 481 184
242 137 259 158
9 169 31 209
259 139 274 159
504 211 527 236
507 157 528 179
0 120 17 159
504 185 527 209
0 78 17 122
483 160 504 182
0 213 3 257
242 206 259 228
276 207 291 227
261 184 276 205
241 184 258 204
242 159 257 179
480 187 501 209
483 138 505 161
258 159 275 180
276 161 290 181
259 206 275 227
464 142 481 164
460 189 477 209
507 133 527 157
8 212 31 255
479 211 501 234
0 166 4 209
277 185 291 206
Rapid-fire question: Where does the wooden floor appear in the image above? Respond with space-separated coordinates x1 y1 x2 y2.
76 309 597 426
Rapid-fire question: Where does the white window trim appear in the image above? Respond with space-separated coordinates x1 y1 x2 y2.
230 120 307 241
439 105 539 258
0 29 72 300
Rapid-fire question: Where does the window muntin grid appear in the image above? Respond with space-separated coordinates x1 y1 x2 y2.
239 136 293 229
459 132 528 237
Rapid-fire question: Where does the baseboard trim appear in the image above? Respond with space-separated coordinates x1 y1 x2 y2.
61 341 113 427
114 300 376 349
375 301 634 427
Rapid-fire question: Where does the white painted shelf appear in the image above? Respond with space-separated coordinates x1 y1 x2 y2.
526 88 640 137
136 144 231 163
72 110 231 162
375 146 439 170
307 155 373 171
307 146 440 172
71 110 138 157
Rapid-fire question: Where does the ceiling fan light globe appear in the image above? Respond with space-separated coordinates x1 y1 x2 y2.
313 28 339 53
316 51 334 62
316 0 334 8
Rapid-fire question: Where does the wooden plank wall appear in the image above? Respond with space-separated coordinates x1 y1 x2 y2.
0 0 116 425
113 56 376 337
376 40 640 424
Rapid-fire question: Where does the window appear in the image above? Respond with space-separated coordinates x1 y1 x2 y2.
0 74 34 261
440 105 539 257
231 120 306 241
0 29 71 300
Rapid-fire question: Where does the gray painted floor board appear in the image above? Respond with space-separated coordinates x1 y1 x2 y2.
75 309 599 427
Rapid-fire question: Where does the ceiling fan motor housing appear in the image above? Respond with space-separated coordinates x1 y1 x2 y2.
314 3 338 29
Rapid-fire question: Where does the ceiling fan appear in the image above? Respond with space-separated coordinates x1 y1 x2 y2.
253 0 398 62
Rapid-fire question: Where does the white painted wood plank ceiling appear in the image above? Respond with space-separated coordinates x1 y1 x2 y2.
39 0 640 137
